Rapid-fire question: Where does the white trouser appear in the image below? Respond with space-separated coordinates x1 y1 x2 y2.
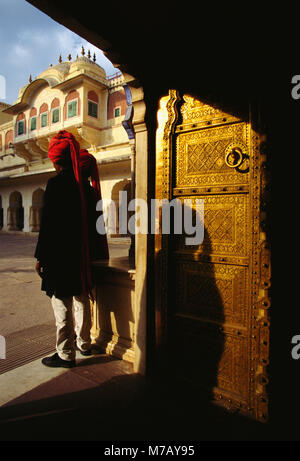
51 294 91 361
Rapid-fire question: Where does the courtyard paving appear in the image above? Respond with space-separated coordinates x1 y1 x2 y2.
0 232 129 336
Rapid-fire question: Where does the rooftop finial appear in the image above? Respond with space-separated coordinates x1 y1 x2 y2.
93 52 96 62
68 53 72 61
58 54 62 63
29 74 32 83
87 49 91 59
81 46 85 56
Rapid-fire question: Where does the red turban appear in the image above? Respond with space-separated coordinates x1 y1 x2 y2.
48 131 93 298
79 149 109 260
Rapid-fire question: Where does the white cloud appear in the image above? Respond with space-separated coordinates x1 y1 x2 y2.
0 0 119 103
17 28 49 46
54 28 78 56
10 44 30 61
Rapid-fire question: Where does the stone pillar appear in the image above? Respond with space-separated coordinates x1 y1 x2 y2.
0 197 3 230
2 194 9 231
29 188 44 232
29 206 42 232
122 83 136 260
133 124 148 375
22 191 31 233
128 139 136 259
128 83 147 375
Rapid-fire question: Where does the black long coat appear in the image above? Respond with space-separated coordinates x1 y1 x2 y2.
35 169 107 299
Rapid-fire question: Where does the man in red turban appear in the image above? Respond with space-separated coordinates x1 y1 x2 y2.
35 131 108 368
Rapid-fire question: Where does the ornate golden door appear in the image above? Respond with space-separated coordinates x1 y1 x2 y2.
155 91 271 422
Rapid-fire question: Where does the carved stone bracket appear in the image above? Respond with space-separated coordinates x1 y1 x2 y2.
76 125 101 153
13 142 32 163
36 136 51 158
24 140 46 160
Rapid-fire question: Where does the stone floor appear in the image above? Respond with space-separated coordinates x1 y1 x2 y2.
0 348 281 442
0 233 53 336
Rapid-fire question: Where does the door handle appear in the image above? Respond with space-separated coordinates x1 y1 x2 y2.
225 146 244 168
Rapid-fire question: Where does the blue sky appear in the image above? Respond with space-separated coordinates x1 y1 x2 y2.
0 0 118 104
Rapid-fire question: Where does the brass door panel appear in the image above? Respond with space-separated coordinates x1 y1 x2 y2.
155 91 270 423
175 261 249 328
173 260 250 408
176 123 250 189
174 194 250 265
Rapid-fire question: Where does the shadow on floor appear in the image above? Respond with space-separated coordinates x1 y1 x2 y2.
0 352 291 441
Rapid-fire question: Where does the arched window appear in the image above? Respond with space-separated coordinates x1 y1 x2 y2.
16 113 26 136
51 98 60 124
107 90 126 120
87 90 98 118
64 90 80 120
5 130 13 149
30 107 37 131
39 103 49 128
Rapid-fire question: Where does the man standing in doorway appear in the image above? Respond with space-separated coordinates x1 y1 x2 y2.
35 130 108 368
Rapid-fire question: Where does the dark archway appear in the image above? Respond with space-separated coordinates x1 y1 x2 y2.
110 179 131 238
0 195 3 229
30 188 44 232
7 191 24 231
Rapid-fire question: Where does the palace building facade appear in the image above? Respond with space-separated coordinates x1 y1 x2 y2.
0 49 132 241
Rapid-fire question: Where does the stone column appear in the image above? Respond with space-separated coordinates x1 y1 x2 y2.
122 83 136 260
2 194 9 231
128 139 136 259
127 83 147 375
22 191 31 233
133 123 148 375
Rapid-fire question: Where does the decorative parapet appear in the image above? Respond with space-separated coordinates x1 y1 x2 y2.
107 72 124 89
76 125 101 152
